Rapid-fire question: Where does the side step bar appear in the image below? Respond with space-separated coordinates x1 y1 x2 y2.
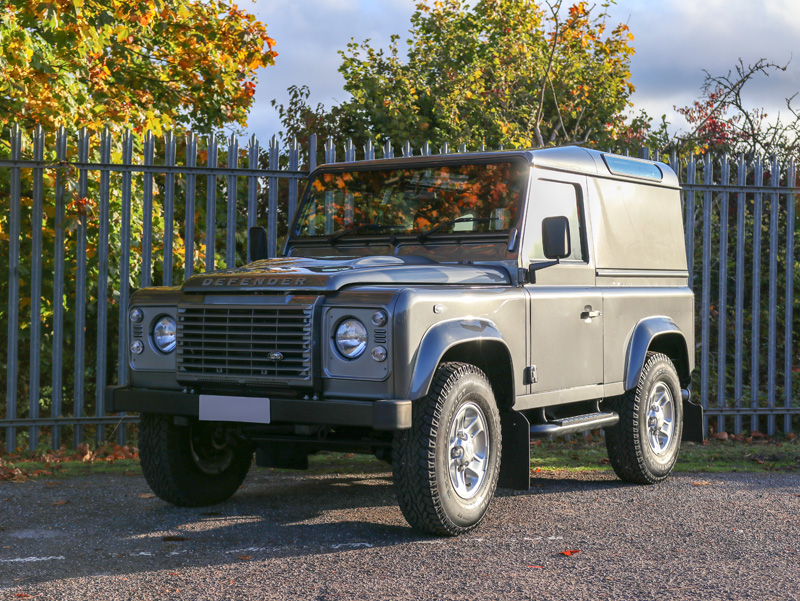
529 411 619 439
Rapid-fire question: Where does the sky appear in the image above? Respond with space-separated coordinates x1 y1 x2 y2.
242 0 800 143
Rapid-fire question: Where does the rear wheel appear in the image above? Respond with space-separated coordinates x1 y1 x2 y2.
393 363 501 536
139 413 253 506
604 352 683 484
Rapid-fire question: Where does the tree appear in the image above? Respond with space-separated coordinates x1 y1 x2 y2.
673 58 799 159
275 0 636 152
0 0 277 136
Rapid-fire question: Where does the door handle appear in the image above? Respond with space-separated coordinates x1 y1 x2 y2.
581 310 602 320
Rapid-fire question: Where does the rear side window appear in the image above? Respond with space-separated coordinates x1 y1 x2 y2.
528 179 586 262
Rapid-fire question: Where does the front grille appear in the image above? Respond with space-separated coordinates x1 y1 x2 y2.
176 305 313 385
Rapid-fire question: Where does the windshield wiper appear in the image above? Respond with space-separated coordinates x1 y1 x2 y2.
417 217 497 243
328 223 399 245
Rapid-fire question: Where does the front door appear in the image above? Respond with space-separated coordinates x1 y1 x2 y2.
522 170 603 396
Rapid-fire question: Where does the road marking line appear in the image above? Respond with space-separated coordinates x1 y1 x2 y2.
0 556 65 563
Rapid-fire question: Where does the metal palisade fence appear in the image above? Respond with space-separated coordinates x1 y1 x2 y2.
0 125 797 452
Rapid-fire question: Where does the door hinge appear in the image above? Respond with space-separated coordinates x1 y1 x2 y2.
524 365 538 385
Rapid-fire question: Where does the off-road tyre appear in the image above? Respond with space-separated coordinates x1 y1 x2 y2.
604 352 683 484
139 413 253 506
392 362 501 536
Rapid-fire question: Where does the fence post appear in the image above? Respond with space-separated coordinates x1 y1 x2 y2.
141 130 154 288
766 156 781 435
268 135 280 257
163 130 176 285
784 159 796 433
733 154 747 434
344 139 356 163
287 137 300 227
247 134 260 260
751 156 764 433
117 130 134 403
51 127 68 450
184 132 197 279
226 134 239 269
205 133 218 272
94 127 112 444
29 125 45 449
716 154 730 435
5 125 22 452
700 152 713 429
72 127 91 447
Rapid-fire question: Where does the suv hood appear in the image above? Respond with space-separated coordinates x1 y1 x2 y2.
181 255 510 292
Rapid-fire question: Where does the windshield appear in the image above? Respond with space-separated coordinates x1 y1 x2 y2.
292 160 528 239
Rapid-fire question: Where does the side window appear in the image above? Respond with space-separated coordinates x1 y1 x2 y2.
528 179 586 262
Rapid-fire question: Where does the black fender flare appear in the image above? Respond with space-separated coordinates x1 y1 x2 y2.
624 316 690 391
406 318 512 401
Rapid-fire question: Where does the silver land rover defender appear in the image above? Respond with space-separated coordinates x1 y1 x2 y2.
108 146 703 535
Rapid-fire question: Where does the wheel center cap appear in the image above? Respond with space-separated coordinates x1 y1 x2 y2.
462 438 474 463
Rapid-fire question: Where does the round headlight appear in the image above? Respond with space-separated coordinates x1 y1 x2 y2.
335 318 367 359
152 316 177 353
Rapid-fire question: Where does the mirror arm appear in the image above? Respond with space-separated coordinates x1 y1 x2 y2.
527 258 560 284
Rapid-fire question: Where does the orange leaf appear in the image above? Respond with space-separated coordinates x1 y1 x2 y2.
527 565 544 568
52 499 69 506
693 481 712 486
138 493 155 499
560 549 581 556
237 555 251 561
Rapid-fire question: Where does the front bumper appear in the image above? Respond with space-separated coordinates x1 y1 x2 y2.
106 386 412 431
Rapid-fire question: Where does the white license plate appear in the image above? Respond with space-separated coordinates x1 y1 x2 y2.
199 395 270 424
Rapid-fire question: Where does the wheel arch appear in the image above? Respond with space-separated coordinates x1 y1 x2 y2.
624 316 692 391
406 319 515 409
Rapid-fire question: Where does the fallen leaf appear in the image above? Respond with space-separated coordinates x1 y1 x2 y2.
560 549 581 556
14 594 33 599
169 573 179 576
598 457 610 464
712 432 728 441
52 500 70 506
43 482 62 487
693 481 712 486
527 565 544 568
162 536 187 542
138 493 155 499
237 555 251 561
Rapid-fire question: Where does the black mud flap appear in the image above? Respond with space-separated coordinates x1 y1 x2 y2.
682 400 705 442
497 411 531 491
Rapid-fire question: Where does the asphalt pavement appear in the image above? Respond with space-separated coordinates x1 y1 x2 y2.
1 467 799 600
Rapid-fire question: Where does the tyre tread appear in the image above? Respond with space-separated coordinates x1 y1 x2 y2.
393 362 500 536
605 352 680 484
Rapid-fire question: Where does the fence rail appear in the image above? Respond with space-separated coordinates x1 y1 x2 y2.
0 127 797 451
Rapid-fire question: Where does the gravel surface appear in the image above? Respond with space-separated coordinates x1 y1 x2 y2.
1 468 799 600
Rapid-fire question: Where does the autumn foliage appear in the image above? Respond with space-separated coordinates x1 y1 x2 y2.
0 0 277 135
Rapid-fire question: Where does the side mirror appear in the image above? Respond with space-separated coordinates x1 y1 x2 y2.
541 216 571 260
248 226 268 262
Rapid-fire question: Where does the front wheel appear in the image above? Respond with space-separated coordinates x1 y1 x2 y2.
139 413 253 506
393 362 501 536
604 352 683 484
